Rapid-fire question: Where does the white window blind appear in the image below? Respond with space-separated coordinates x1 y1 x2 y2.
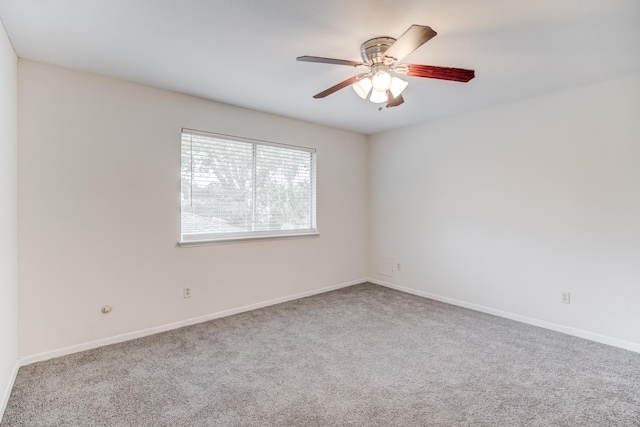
180 129 317 243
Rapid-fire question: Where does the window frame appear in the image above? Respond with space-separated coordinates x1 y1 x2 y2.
179 128 318 246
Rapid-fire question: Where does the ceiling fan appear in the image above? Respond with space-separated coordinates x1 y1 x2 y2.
297 25 475 108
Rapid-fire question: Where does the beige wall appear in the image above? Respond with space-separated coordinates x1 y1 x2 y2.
0 19 18 414
15 58 640 364
369 73 640 350
18 60 369 358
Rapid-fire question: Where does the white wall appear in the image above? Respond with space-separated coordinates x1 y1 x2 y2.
15 57 639 365
369 73 640 349
18 60 368 359
0 18 18 415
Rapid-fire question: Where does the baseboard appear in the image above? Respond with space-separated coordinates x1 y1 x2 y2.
19 278 367 367
0 361 19 420
22 276 635 367
369 278 640 354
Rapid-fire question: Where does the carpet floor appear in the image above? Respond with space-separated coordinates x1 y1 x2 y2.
2 283 639 426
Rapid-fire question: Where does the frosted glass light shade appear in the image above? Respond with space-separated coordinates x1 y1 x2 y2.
389 77 408 98
369 89 388 104
371 70 392 91
352 77 372 99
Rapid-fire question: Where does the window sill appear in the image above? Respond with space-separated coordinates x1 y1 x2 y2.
178 232 320 247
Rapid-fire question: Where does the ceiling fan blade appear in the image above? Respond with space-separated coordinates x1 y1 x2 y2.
385 90 405 108
312 73 368 99
382 25 437 63
403 64 475 82
297 56 365 67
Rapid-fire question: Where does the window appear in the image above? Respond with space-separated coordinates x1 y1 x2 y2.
180 129 317 244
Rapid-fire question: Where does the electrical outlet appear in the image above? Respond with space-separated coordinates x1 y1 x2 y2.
183 287 191 298
396 262 401 270
561 291 570 304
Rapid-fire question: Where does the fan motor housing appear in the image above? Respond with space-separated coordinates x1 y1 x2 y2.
360 37 396 65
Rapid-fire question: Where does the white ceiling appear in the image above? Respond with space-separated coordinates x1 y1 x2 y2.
1 1 638 135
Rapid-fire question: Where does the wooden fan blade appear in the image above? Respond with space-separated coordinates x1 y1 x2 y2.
385 90 405 108
403 64 475 82
382 25 437 62
297 56 364 67
313 73 368 99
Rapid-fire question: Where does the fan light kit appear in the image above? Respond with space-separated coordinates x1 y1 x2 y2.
297 25 475 109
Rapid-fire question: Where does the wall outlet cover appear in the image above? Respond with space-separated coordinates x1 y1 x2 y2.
376 256 393 277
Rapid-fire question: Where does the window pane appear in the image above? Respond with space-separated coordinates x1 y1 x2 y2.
255 144 312 231
181 130 316 242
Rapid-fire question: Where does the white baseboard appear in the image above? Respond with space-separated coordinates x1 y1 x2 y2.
20 276 637 368
369 278 640 354
0 361 19 420
19 278 367 367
